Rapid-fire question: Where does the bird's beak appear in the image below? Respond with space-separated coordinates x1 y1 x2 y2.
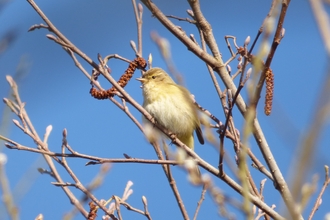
136 77 146 83
136 77 147 88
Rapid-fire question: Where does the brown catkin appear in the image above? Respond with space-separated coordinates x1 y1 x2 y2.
264 68 274 116
90 57 147 100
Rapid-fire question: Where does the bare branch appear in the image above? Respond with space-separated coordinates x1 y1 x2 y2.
308 165 330 219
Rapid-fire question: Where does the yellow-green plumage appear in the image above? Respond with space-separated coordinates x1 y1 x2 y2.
136 68 204 150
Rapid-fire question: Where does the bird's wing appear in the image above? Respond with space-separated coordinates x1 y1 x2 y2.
176 85 205 145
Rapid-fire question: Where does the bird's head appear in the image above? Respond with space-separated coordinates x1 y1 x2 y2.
136 68 174 86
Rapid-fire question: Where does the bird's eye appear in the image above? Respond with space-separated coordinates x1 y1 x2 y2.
152 75 156 79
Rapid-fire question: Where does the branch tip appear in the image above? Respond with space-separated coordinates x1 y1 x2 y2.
244 36 251 46
138 3 143 13
12 119 20 127
63 128 67 138
5 75 14 87
186 9 194 17
46 34 57 41
45 125 53 136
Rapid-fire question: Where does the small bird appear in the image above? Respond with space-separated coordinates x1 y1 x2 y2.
136 68 204 173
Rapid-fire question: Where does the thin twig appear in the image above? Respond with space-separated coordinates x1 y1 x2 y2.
166 15 196 24
163 141 189 220
193 184 207 220
142 196 152 220
2 139 180 166
131 0 143 57
308 166 330 219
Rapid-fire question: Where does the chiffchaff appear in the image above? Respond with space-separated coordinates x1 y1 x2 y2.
136 68 204 174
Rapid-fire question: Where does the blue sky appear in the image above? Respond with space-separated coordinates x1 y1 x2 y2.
1 0 329 219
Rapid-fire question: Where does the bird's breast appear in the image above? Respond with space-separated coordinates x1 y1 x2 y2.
142 86 195 135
